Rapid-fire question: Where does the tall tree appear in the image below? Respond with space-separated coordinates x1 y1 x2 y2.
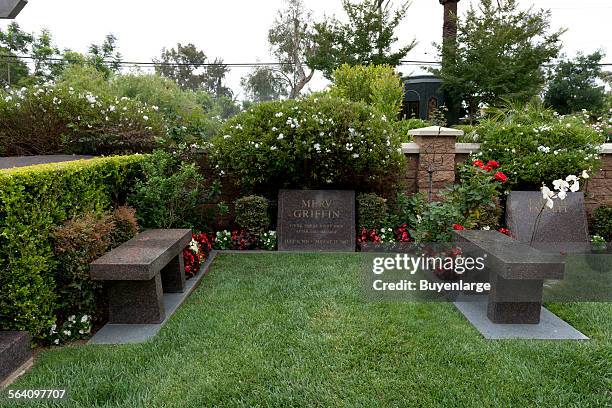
432 0 564 121
155 43 207 91
31 29 62 82
154 43 232 97
268 0 316 98
307 0 415 79
241 66 288 102
0 22 32 86
87 34 122 78
202 58 232 98
544 52 607 115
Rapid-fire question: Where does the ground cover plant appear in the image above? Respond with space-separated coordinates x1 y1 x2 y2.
6 253 611 407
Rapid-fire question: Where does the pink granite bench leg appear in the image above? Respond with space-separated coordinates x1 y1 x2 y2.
108 275 165 324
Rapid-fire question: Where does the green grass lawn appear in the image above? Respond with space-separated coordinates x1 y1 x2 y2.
4 253 611 407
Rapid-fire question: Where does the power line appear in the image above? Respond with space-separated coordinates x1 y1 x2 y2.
0 54 611 68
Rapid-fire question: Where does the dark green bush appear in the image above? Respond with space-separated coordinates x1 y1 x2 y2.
211 96 404 192
0 155 145 340
128 150 204 229
235 195 270 235
592 205 612 241
357 193 388 230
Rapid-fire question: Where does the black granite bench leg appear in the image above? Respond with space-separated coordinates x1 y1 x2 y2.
160 254 186 293
108 275 165 324
487 273 544 324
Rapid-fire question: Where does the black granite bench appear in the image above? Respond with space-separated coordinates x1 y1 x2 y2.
453 230 564 324
90 229 192 324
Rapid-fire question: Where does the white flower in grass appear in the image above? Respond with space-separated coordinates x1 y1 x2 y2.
189 239 199 253
143 115 149 121
270 146 277 151
68 315 76 322
352 153 359 159
63 330 71 336
109 105 116 112
582 170 590 179
81 315 89 323
314 143 321 152
482 226 491 231
223 135 231 139
277 134 284 140
53 339 60 345
537 146 550 153
275 112 284 117
79 330 84 335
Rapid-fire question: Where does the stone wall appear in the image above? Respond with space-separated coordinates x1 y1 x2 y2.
403 131 612 219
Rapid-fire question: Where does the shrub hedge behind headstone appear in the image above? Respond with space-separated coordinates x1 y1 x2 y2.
211 96 405 194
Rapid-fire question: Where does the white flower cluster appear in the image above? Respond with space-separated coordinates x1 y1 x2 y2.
541 170 589 209
259 231 277 251
48 314 91 345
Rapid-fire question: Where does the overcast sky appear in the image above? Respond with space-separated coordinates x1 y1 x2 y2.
2 0 611 98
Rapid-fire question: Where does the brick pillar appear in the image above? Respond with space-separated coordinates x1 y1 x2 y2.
409 126 463 200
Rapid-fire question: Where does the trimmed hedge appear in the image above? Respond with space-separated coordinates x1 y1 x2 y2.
0 155 145 340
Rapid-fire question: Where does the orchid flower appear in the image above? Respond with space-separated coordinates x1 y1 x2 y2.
541 185 555 209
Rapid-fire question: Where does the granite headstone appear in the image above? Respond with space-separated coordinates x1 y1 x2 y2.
277 190 355 251
506 191 589 253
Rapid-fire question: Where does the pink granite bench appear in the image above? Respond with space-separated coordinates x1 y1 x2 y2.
90 229 191 324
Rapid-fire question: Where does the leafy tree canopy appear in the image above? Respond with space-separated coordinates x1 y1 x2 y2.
308 0 416 79
432 0 564 121
544 51 607 115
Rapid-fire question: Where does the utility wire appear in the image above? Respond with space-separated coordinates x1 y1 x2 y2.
0 54 611 68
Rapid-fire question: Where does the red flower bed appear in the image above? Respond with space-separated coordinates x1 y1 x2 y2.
183 232 214 278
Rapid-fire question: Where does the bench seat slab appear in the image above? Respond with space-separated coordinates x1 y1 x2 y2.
108 275 165 324
90 229 192 280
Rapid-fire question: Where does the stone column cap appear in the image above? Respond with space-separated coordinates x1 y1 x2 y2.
408 126 464 137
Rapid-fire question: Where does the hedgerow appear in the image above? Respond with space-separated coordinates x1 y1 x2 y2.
0 155 145 340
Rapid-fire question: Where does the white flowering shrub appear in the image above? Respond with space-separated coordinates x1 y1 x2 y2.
214 230 232 250
473 102 604 188
211 96 404 191
47 314 92 345
259 231 277 250
0 83 164 156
